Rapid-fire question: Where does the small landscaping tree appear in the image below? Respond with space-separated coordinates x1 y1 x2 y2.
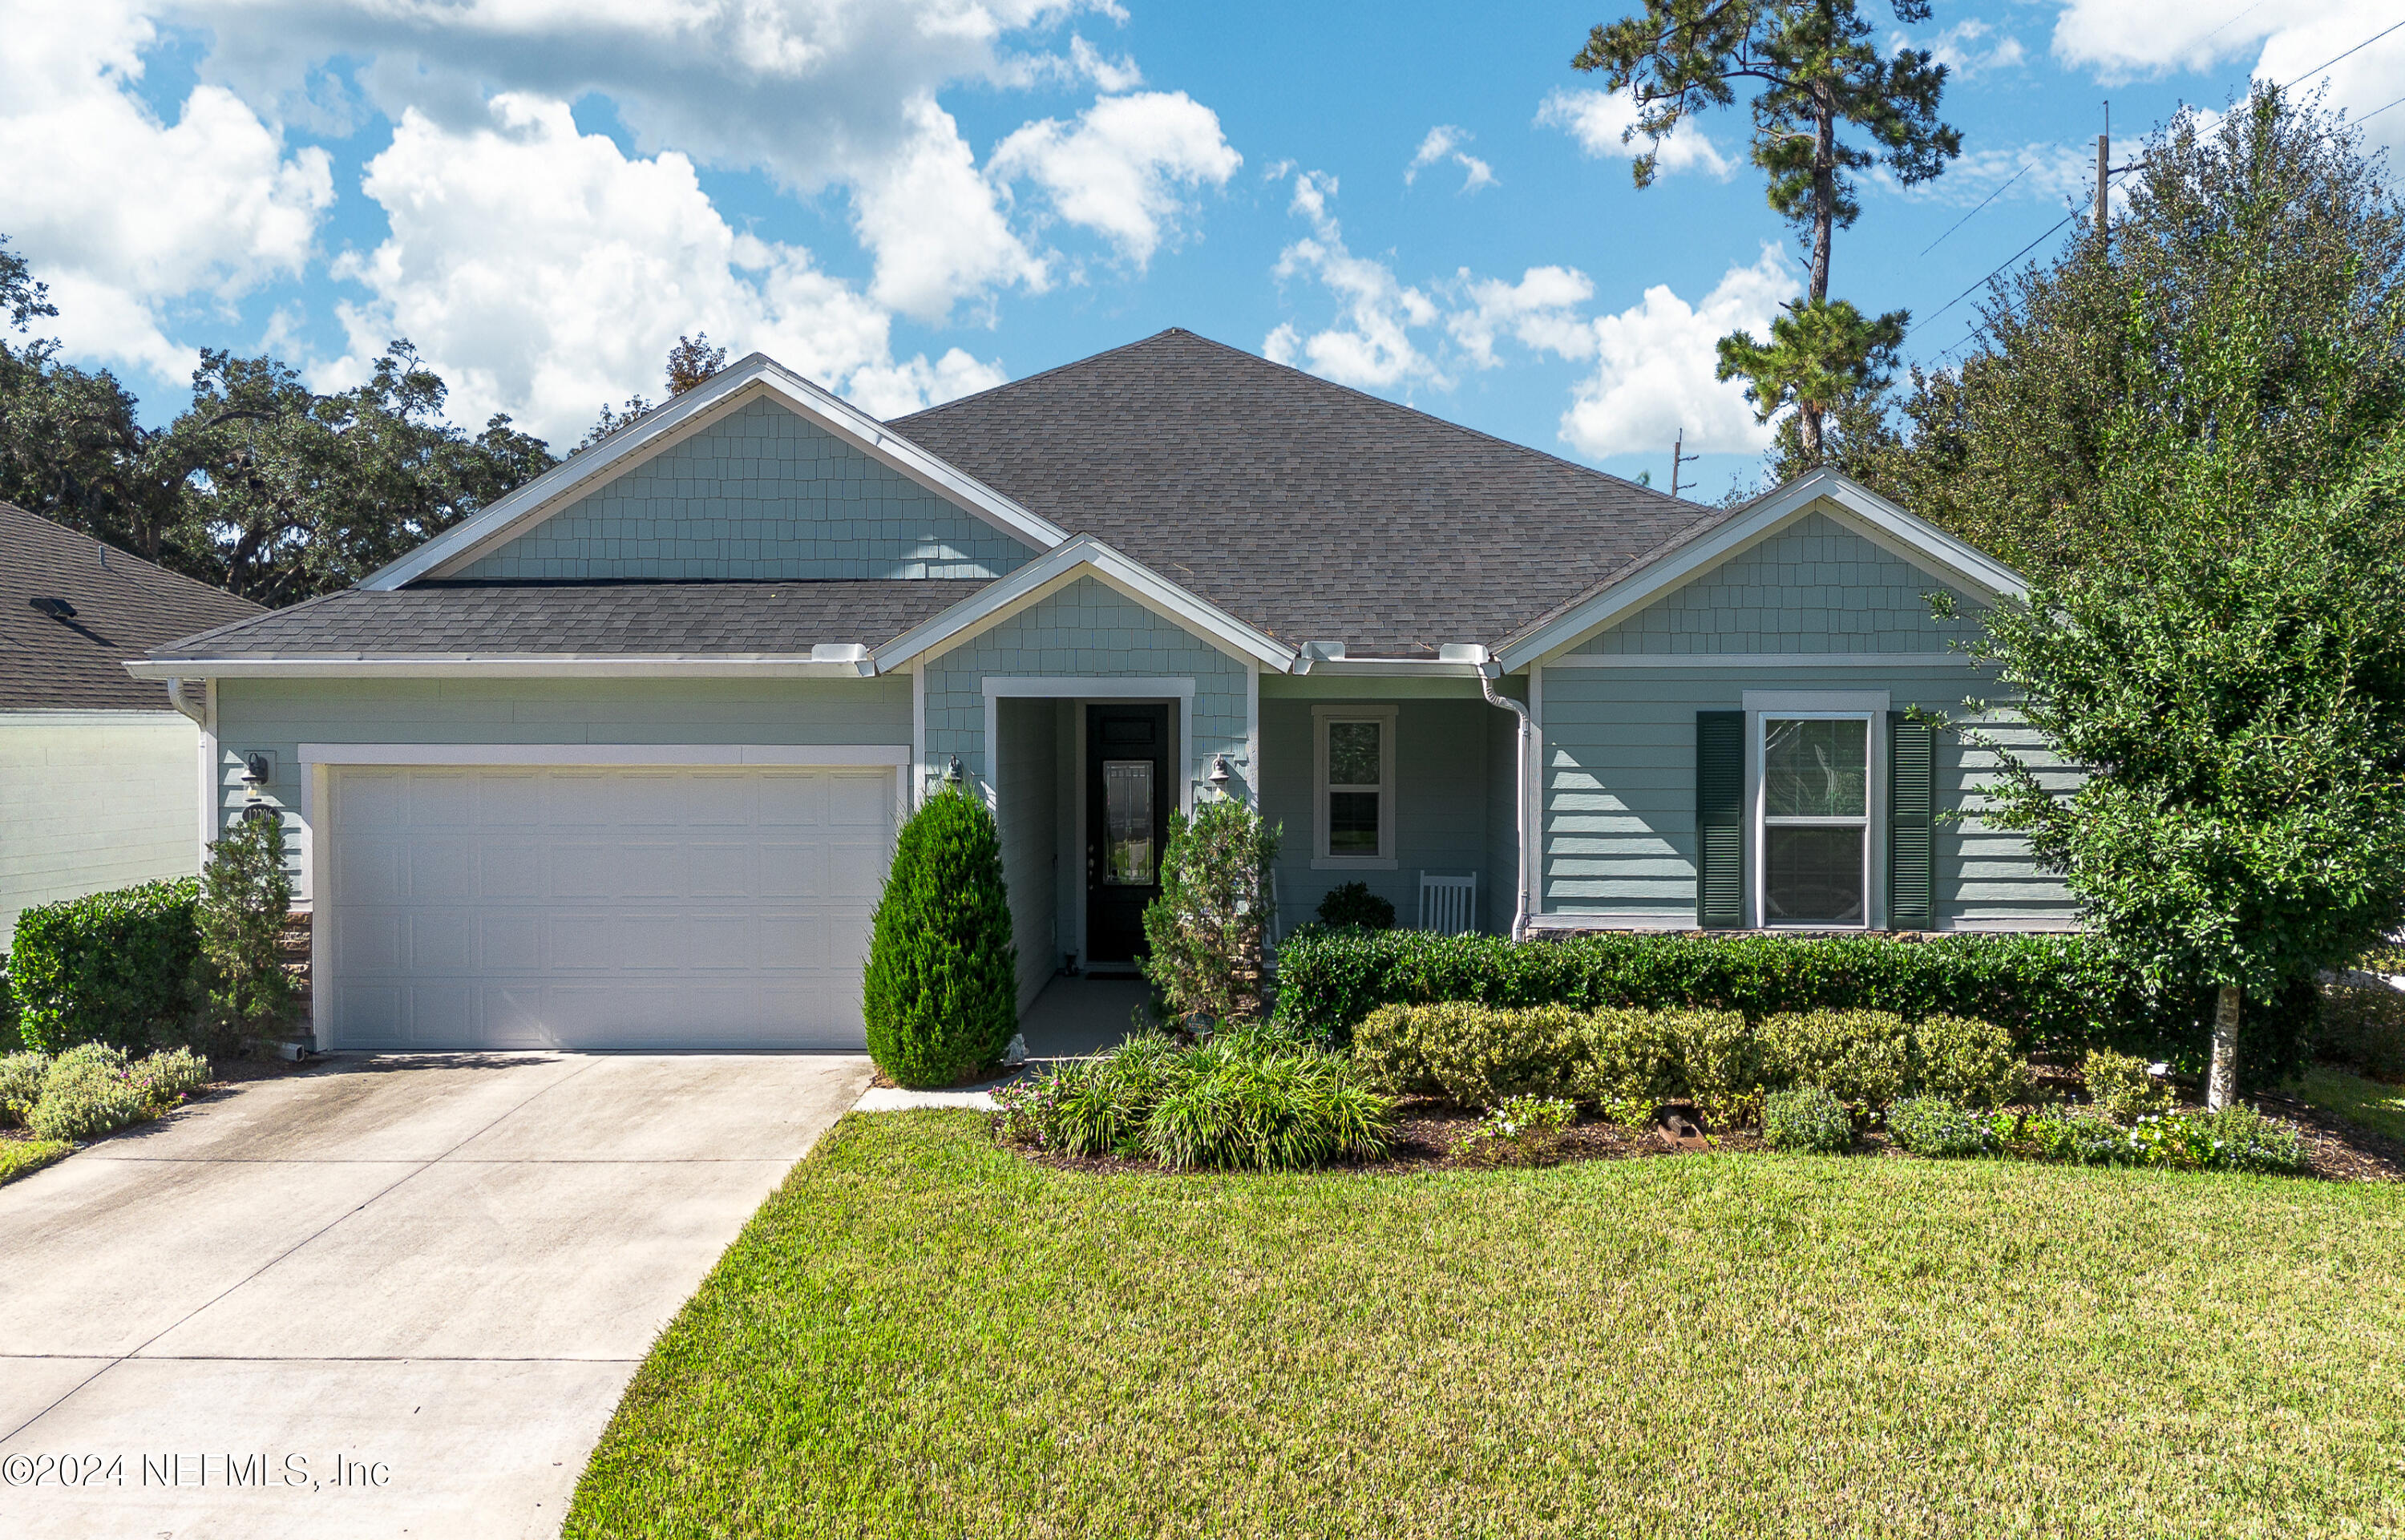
196 810 299 1053
1142 798 1280 1027
862 785 1017 1087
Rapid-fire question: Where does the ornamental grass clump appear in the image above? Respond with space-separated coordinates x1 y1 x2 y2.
1762 1085 1853 1154
996 1029 1392 1172
862 785 1017 1089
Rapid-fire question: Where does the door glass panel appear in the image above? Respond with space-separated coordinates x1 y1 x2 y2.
1764 827 1866 925
1103 759 1155 884
1328 791 1380 854
1764 717 1867 818
1328 721 1382 786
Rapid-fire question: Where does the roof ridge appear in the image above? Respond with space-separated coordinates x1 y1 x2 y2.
889 328 1197 426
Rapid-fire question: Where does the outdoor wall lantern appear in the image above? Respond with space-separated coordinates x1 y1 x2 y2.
240 750 275 798
945 754 964 785
1207 754 1234 792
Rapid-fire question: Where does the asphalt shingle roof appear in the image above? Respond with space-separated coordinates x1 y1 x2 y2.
147 580 989 659
2 502 263 709
894 328 1721 654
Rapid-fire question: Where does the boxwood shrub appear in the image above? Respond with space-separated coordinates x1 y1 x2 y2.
1271 927 2315 1085
10 879 204 1054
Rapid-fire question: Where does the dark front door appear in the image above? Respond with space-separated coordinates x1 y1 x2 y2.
1085 703 1170 965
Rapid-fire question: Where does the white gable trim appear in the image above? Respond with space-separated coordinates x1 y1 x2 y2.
359 354 1068 590
872 536 1298 673
1493 469 2028 673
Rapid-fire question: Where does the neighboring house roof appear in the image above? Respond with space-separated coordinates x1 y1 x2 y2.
1 501 262 710
894 329 1716 655
151 580 988 661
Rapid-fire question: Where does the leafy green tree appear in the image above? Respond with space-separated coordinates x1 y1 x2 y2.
1969 215 2405 1105
862 785 1018 1087
1574 0 1957 460
1142 798 1282 1026
1861 87 2405 576
196 812 300 1053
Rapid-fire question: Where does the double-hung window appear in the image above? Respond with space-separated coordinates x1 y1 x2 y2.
1759 713 1870 927
1312 705 1397 868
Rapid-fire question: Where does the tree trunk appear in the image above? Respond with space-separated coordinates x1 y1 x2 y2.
1798 402 1825 462
1809 86 1836 305
2206 984 2241 1111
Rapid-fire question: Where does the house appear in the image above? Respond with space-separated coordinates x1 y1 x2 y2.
2 501 264 939
129 329 2072 1053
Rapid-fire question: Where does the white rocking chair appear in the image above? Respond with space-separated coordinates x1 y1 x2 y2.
1417 872 1477 936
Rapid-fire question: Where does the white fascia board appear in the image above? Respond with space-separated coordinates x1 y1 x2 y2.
1300 657 1493 678
1493 469 2029 673
872 536 1298 673
125 655 879 680
360 355 1066 590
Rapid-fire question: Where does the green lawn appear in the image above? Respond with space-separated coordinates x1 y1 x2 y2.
2296 1065 2405 1144
0 1138 71 1186
568 1112 2405 1540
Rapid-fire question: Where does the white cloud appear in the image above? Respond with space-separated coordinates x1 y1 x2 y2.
180 0 1159 321
1405 125 1496 193
1559 245 1794 459
1263 170 1445 391
1897 18 2027 79
2052 2 2405 156
327 94 1002 443
1537 87 1733 180
0 0 333 374
1447 266 1595 370
990 91 1242 266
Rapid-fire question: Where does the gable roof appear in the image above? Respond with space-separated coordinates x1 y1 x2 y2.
1490 469 2029 671
1 502 263 710
360 353 1066 589
892 329 1716 656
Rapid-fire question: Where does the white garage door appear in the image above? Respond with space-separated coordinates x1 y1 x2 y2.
323 764 894 1050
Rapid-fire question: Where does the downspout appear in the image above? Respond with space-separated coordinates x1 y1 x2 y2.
1477 661 1534 941
164 676 208 726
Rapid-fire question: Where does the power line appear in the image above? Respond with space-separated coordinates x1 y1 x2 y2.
2359 89 2405 125
1918 164 2030 257
1903 207 2079 340
2278 18 2405 91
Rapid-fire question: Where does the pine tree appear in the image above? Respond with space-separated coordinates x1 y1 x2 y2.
196 810 298 1051
861 786 1017 1087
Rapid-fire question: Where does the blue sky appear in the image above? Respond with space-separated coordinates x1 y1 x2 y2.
4 1 2395 500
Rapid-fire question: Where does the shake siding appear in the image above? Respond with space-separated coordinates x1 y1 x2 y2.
455 397 1035 582
212 675 913 887
921 576 1251 808
1573 512 1984 655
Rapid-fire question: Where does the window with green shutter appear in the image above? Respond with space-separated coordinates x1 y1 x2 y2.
1696 710 1744 928
1887 711 1934 931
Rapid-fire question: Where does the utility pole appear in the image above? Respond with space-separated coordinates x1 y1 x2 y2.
1668 430 1700 501
2095 101 2110 245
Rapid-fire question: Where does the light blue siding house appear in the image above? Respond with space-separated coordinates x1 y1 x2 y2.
131 330 2074 1053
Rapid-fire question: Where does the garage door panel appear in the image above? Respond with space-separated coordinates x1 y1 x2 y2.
327 763 889 1051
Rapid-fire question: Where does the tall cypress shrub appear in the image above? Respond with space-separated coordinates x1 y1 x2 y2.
862 784 1017 1087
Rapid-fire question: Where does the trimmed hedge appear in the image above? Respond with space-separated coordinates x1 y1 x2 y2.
1272 928 2316 1085
10 879 203 1054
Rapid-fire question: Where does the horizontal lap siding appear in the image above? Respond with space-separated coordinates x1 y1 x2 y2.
0 714 200 939
213 676 914 891
1539 664 2076 929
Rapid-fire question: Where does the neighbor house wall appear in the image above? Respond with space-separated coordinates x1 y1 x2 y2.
211 675 914 900
1255 677 1503 936
454 396 1036 582
0 711 203 941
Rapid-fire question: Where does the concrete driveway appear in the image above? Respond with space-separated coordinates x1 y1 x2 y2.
0 1051 870 1539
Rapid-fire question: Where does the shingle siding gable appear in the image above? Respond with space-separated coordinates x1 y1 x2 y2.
455 397 1037 583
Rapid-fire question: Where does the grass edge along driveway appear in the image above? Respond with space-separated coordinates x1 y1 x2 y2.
568 1110 2405 1540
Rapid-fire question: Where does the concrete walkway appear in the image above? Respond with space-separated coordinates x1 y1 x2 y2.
0 1050 869 1540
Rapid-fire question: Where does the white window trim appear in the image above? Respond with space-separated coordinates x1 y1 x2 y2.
1744 690 1887 931
1311 704 1398 871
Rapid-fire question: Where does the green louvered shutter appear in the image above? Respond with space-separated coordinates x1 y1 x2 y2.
1887 711 1935 931
1696 710 1744 929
